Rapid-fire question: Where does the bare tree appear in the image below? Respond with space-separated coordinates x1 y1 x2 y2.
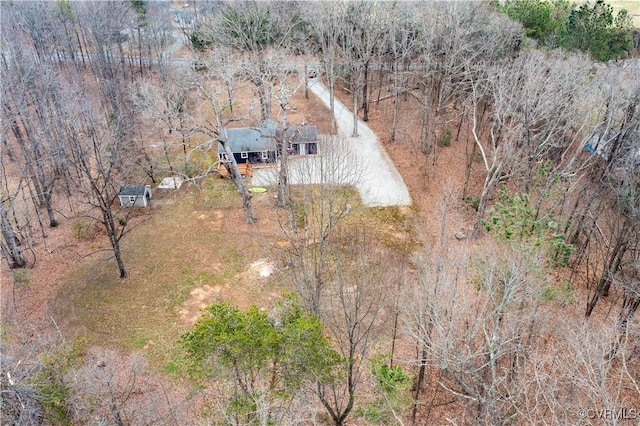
302 1 345 135
66 347 186 425
560 67 640 318
199 45 243 115
206 1 301 121
468 50 589 236
1 38 67 229
0 201 26 269
140 1 175 80
332 1 387 137
273 77 302 208
275 133 386 425
0 329 56 425
509 316 640 426
134 71 197 182
317 230 391 426
278 135 362 314
75 0 136 142
585 148 640 318
194 78 257 224
61 81 143 279
406 245 547 425
409 2 521 164
385 3 419 143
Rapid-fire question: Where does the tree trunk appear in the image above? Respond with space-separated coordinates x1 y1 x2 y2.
390 60 399 143
317 359 356 426
75 30 87 66
420 92 430 154
412 347 428 424
362 60 369 122
113 238 127 279
472 168 500 238
277 116 289 207
304 63 309 100
222 141 256 224
6 105 46 208
31 139 58 227
103 203 127 279
226 81 234 113
255 72 272 121
586 239 628 316
328 63 337 135
352 71 359 138
137 26 143 77
463 125 475 197
0 204 26 268
43 191 58 227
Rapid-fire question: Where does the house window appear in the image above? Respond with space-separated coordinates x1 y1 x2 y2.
219 153 229 162
128 196 137 204
261 151 268 160
241 151 248 159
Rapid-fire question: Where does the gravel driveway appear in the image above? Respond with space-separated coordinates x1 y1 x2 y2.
252 72 411 207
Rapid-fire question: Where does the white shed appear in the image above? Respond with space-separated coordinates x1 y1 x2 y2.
118 185 151 207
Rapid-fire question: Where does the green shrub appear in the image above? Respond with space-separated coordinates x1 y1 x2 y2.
463 195 481 212
542 282 577 305
182 297 341 423
437 126 452 147
192 60 208 72
371 358 409 395
190 29 213 51
498 0 634 61
12 268 30 287
72 220 97 241
357 355 411 424
35 338 88 424
482 188 574 267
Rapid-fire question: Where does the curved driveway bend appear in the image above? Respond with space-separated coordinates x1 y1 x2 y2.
252 71 411 207
306 77 411 207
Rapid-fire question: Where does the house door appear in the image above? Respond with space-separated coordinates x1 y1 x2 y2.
299 143 306 155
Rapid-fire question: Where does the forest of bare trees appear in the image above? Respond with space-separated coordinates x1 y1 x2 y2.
1 0 639 424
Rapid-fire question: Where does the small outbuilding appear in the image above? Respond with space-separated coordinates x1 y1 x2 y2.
118 184 152 207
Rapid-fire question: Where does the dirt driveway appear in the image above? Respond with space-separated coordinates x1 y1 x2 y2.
251 72 412 207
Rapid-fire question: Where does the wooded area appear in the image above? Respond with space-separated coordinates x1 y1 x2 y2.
1 0 639 424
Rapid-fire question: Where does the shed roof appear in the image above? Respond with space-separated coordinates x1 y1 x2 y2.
119 184 148 196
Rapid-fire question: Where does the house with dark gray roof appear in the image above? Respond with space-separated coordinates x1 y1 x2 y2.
218 121 319 165
118 185 151 207
218 121 278 164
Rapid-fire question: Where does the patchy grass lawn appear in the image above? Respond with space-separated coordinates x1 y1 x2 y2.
49 74 365 376
52 177 287 374
51 175 416 376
